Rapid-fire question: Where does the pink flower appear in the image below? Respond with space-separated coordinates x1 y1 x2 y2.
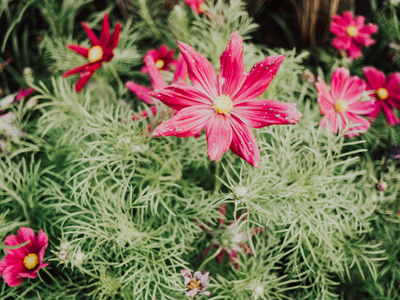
149 31 302 167
185 0 206 15
362 66 400 126
316 67 375 137
63 14 121 92
181 269 210 298
15 88 35 101
199 205 263 270
141 45 178 74
330 11 377 59
126 54 187 121
0 227 49 287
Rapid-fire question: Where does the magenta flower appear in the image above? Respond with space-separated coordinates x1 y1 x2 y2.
126 54 187 121
330 11 377 59
63 14 121 92
149 31 302 168
0 227 49 287
181 269 210 298
15 88 35 101
316 67 375 137
185 0 206 15
141 45 178 74
199 205 263 270
362 66 400 126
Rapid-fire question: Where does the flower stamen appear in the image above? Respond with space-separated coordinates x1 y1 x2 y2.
187 278 201 290
213 94 233 115
376 88 388 100
88 46 103 63
346 25 358 37
23 253 38 270
334 99 349 113
155 59 165 69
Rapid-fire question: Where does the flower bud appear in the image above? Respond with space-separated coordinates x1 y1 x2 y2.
58 249 68 261
233 185 247 199
377 181 388 191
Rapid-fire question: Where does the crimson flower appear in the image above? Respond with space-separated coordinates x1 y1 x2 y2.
198 205 263 270
0 227 49 287
316 67 375 137
63 14 121 92
141 45 178 74
330 11 377 59
15 88 35 101
181 269 210 298
126 54 187 120
149 31 302 167
185 0 206 15
362 66 400 126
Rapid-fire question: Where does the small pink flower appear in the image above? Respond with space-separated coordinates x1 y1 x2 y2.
63 14 121 92
199 205 263 270
15 88 35 101
185 0 206 15
126 54 187 121
316 67 375 137
181 269 210 298
141 45 178 74
330 11 377 59
150 31 302 168
0 227 49 287
362 66 400 126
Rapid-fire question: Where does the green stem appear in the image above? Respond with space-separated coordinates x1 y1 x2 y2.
108 64 123 95
213 163 222 195
198 247 223 270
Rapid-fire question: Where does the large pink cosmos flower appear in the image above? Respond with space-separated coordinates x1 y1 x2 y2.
316 67 375 137
63 14 121 92
330 11 378 59
149 31 302 168
362 66 400 126
141 45 178 74
0 227 49 287
127 54 187 120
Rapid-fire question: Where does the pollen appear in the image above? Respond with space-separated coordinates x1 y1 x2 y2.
213 94 233 115
346 25 358 37
23 253 39 270
88 46 103 63
376 88 388 100
334 99 349 113
187 278 201 290
155 60 164 69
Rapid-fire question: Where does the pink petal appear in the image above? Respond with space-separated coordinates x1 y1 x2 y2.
229 116 260 168
232 100 301 128
363 66 386 90
330 67 365 103
347 40 363 59
66 45 89 58
19 262 49 278
144 55 167 90
126 81 154 104
367 100 381 120
354 35 375 47
132 106 158 120
348 100 376 115
206 114 233 162
316 76 335 114
381 101 400 125
234 55 285 102
100 14 110 46
150 83 212 111
320 113 339 134
81 22 100 46
4 234 28 257
345 113 371 137
74 63 101 92
2 263 26 287
227 249 239 269
181 269 192 284
62 63 90 77
17 227 37 253
178 41 219 99
341 11 354 25
36 230 48 264
332 36 351 50
15 88 35 101
330 16 348 36
354 15 366 28
359 23 378 35
152 106 214 138
216 249 225 264
172 55 188 84
219 31 246 98
107 22 121 50
186 289 199 298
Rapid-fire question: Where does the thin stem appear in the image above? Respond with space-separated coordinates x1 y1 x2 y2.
198 246 223 270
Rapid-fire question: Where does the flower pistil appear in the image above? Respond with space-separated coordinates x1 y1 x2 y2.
213 94 233 115
376 88 388 100
334 99 349 113
23 253 39 270
346 25 358 37
88 46 104 63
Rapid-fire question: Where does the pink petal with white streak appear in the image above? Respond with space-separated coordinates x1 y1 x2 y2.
206 114 233 161
126 81 154 104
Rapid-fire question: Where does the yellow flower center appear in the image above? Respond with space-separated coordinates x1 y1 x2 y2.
88 46 103 63
213 94 233 115
187 278 201 290
346 25 358 37
334 99 349 113
155 59 165 69
376 88 388 100
23 253 39 270
199 3 206 12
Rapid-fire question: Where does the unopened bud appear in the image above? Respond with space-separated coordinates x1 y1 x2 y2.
233 185 247 199
377 181 388 191
58 249 68 261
